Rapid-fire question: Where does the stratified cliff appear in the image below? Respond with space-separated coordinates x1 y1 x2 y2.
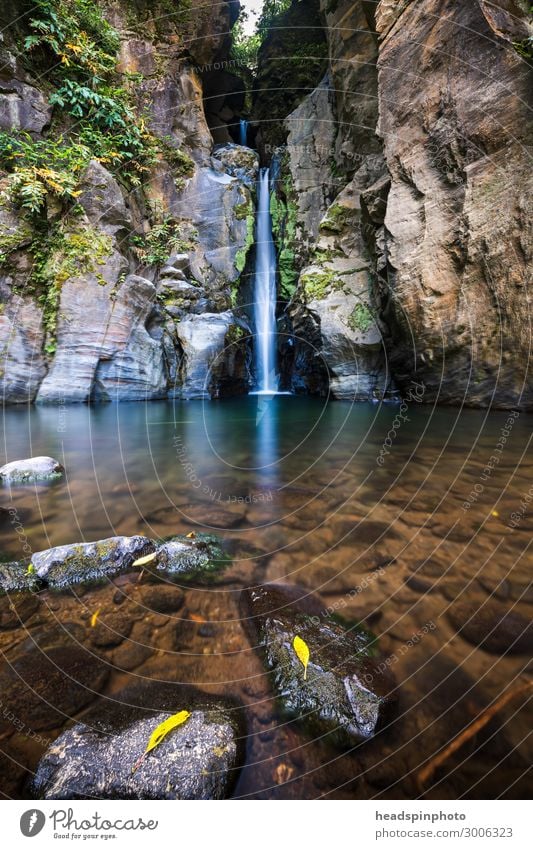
267 0 532 407
0 0 256 404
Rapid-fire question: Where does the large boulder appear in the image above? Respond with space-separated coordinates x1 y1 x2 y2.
0 77 51 134
31 536 155 590
241 584 398 746
29 683 245 800
0 456 64 483
92 275 167 402
172 311 251 399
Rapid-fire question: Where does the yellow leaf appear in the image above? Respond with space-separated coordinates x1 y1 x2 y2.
132 710 190 773
90 607 101 628
132 552 157 567
293 635 310 680
491 510 499 517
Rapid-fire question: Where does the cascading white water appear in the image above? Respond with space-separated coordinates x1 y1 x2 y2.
253 168 278 394
239 119 248 146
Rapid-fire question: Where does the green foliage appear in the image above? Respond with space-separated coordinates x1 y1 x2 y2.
24 0 119 83
257 0 294 35
21 0 176 186
0 131 89 212
130 217 196 268
270 164 299 299
513 36 533 61
231 10 261 70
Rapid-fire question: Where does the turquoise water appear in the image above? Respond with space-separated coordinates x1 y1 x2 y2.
1 397 532 799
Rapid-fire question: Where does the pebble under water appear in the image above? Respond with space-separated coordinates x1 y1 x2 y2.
0 396 532 799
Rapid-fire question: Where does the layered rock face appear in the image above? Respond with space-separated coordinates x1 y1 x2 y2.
376 0 533 407
267 0 532 407
0 0 254 404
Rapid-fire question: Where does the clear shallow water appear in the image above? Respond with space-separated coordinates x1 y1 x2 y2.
1 397 532 799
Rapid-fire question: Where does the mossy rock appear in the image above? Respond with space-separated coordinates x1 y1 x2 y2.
241 583 398 746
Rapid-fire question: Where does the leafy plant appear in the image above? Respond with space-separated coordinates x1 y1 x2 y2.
0 131 89 212
130 217 195 268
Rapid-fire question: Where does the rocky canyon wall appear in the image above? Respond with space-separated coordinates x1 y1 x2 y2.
1 0 531 409
269 0 532 407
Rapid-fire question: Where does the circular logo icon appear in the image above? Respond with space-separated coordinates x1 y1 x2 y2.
20 810 46 837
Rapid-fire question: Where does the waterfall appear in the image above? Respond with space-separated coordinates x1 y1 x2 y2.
253 168 278 394
239 119 248 147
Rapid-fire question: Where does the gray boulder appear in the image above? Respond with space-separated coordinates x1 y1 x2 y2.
29 683 245 800
172 311 251 399
241 584 398 746
31 535 155 590
0 456 64 483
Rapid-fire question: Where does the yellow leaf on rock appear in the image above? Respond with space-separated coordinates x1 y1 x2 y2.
293 635 310 680
132 710 191 773
90 608 101 628
132 552 157 567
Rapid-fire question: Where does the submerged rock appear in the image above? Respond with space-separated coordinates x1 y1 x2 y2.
30 683 245 800
0 456 64 483
241 584 398 746
0 645 109 734
448 601 533 654
31 535 155 590
0 592 40 628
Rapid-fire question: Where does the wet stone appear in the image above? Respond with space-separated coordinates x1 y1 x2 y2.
448 601 533 654
89 610 134 648
136 584 184 613
29 683 245 800
150 534 231 583
241 584 398 747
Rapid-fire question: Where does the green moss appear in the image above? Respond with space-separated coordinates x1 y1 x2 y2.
28 223 112 353
225 324 246 346
300 268 342 301
237 212 255 270
348 303 374 333
320 202 350 234
270 172 299 300
0 219 33 266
